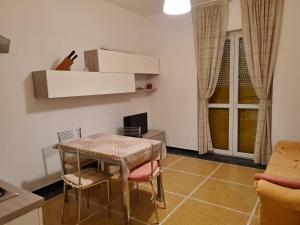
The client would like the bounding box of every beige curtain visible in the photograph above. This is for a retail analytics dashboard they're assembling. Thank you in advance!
[241,0,284,164]
[192,0,229,154]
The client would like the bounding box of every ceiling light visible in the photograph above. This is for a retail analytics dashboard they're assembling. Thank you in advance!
[163,0,191,15]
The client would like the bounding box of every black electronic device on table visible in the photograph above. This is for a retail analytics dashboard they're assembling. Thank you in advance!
[123,112,148,135]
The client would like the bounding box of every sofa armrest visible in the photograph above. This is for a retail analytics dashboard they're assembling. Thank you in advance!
[256,179,300,212]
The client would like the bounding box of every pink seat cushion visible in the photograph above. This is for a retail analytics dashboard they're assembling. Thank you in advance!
[128,161,159,182]
[255,173,300,189]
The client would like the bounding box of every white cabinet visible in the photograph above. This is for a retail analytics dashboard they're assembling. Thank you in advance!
[32,70,135,98]
[5,208,43,225]
[84,49,160,75]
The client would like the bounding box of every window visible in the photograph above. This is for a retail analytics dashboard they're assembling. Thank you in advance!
[209,32,258,158]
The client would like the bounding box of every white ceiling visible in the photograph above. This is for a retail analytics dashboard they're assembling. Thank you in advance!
[105,0,163,17]
[105,0,206,17]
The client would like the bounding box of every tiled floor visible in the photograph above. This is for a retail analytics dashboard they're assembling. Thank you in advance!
[43,154,263,225]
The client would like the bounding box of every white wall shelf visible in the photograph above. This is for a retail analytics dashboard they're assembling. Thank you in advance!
[135,88,157,93]
[84,49,160,75]
[32,70,135,99]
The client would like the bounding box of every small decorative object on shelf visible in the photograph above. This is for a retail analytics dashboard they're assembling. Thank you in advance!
[55,50,78,71]
[146,82,153,89]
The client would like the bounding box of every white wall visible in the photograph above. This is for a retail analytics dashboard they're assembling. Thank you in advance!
[0,0,150,190]
[143,0,242,151]
[1,0,299,190]
[272,0,300,144]
[143,14,198,150]
[144,0,300,151]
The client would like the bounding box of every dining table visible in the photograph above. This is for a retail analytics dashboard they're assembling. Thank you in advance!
[58,133,166,225]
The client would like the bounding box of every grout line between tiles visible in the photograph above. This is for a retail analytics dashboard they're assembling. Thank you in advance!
[159,163,224,225]
[166,168,207,178]
[70,188,151,225]
[139,183,187,198]
[246,198,260,225]
[208,177,254,188]
[64,182,255,225]
[63,157,258,225]
[161,156,184,171]
[110,208,150,225]
[80,208,103,223]
[166,167,254,188]
[189,197,251,216]
[82,197,150,225]
[68,185,127,204]
[63,192,107,223]
[140,182,254,217]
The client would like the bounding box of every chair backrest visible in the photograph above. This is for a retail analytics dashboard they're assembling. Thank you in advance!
[150,134,165,173]
[149,144,155,177]
[117,127,142,138]
[57,146,83,185]
[57,127,82,183]
[57,127,81,143]
[149,141,164,177]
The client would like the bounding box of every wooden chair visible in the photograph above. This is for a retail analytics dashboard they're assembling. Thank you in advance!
[58,146,110,225]
[128,144,166,224]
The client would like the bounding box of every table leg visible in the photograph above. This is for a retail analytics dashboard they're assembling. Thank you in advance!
[122,171,131,225]
[156,174,163,202]
[104,163,112,195]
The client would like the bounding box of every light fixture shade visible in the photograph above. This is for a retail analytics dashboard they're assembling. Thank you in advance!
[163,0,191,15]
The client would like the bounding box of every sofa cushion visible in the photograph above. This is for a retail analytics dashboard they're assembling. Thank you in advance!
[255,173,300,189]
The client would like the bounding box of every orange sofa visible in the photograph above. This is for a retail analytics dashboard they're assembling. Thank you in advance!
[255,141,300,225]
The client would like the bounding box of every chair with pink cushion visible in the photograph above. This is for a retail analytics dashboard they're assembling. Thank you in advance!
[128,144,166,224]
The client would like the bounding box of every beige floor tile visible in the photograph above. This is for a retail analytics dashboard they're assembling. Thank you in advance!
[211,164,264,186]
[161,154,182,168]
[42,158,263,225]
[255,202,260,216]
[81,209,145,225]
[151,169,205,196]
[163,199,249,225]
[43,195,100,225]
[250,216,259,225]
[192,178,258,213]
[169,157,220,176]
[111,185,184,224]
[83,179,133,206]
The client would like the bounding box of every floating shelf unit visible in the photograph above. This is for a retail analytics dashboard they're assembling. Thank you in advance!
[84,49,160,92]
[84,49,160,75]
[32,50,159,99]
[32,70,135,99]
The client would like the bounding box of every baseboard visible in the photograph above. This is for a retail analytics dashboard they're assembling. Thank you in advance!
[166,146,199,157]
[166,146,266,170]
[33,180,63,201]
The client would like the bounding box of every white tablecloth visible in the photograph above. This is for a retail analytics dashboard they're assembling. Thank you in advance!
[59,133,166,179]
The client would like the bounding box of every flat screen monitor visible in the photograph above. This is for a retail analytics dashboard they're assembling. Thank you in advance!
[123,112,148,134]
